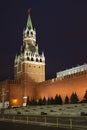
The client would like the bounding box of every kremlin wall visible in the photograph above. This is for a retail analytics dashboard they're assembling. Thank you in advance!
[35,69,87,101]
[0,11,87,107]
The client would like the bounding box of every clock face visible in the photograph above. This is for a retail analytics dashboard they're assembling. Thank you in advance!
[29,44,36,53]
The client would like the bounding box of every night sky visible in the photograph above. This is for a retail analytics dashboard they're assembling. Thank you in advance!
[0,0,87,80]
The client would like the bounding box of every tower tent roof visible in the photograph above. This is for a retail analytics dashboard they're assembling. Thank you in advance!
[26,12,33,30]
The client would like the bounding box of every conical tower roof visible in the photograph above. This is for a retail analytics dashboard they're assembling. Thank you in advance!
[26,9,33,30]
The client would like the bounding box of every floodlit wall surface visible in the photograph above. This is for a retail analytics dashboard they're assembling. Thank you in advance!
[35,73,87,101]
[0,73,87,106]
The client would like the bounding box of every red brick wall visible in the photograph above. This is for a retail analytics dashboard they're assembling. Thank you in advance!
[35,74,87,101]
[0,73,87,106]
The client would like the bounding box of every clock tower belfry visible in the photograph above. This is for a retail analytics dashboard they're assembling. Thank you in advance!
[14,10,45,83]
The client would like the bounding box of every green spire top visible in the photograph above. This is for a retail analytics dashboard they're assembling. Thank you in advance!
[26,8,33,30]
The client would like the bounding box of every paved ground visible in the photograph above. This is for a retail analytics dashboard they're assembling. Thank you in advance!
[0,121,78,130]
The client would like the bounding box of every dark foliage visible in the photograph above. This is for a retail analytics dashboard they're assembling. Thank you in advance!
[26,92,81,106]
[38,98,43,105]
[84,90,87,100]
[54,94,63,105]
[70,92,79,104]
[47,98,52,105]
[64,95,69,104]
[27,97,37,106]
[43,96,47,105]
[80,90,87,103]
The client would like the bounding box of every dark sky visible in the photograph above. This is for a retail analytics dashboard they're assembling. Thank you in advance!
[0,0,87,80]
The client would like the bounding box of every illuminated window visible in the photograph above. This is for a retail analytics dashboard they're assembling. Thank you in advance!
[63,73,65,76]
[71,71,73,74]
[81,68,84,71]
[69,72,71,74]
[74,70,77,73]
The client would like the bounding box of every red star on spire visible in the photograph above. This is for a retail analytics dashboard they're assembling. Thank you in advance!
[28,8,31,14]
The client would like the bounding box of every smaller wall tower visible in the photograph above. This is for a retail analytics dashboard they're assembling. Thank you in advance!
[14,10,45,83]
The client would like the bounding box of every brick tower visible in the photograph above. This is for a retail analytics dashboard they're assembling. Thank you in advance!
[14,10,45,83]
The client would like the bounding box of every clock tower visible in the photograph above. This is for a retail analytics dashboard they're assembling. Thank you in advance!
[14,10,45,83]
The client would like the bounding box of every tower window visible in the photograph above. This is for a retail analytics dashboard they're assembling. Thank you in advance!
[40,59,42,62]
[27,57,30,61]
[36,58,38,62]
[31,31,33,35]
[27,31,29,35]
[26,53,28,56]
[31,57,34,61]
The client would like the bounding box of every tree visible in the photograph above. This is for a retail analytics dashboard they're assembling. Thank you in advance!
[70,92,79,104]
[74,92,79,103]
[64,95,69,104]
[29,98,37,106]
[38,98,43,105]
[47,98,51,105]
[54,94,59,104]
[54,94,63,105]
[81,90,87,103]
[32,98,37,105]
[43,97,47,105]
[84,90,87,100]
[50,97,54,105]
[58,95,63,105]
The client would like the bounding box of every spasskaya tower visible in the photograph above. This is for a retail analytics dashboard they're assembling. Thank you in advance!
[14,9,45,83]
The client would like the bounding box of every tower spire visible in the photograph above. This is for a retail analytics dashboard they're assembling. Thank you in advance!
[26,8,33,30]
